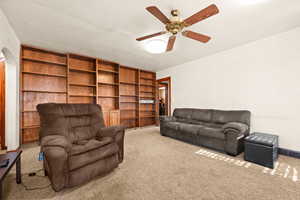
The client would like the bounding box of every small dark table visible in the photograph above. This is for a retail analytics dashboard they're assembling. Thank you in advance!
[0,151,22,200]
[244,132,278,169]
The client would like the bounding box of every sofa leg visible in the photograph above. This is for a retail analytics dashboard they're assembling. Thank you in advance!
[226,152,236,157]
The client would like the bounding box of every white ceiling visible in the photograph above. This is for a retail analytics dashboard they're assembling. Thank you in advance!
[1,0,300,71]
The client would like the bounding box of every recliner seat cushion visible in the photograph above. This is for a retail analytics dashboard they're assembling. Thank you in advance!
[164,122,182,130]
[179,123,202,135]
[69,143,119,171]
[197,127,225,140]
[70,137,113,156]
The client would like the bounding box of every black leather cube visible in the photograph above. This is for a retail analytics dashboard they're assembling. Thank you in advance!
[244,132,278,169]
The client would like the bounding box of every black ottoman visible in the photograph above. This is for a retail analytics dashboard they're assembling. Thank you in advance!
[244,132,278,169]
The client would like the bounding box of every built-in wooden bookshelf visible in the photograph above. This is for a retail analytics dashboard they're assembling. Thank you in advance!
[21,45,68,143]
[20,45,158,143]
[68,54,97,104]
[139,70,158,127]
[119,66,139,128]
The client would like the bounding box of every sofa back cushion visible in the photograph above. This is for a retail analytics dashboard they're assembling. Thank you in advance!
[211,110,250,126]
[172,108,250,126]
[173,108,212,123]
[37,103,105,143]
[173,108,194,123]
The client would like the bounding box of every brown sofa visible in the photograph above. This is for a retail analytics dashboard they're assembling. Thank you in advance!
[160,108,250,156]
[37,103,125,191]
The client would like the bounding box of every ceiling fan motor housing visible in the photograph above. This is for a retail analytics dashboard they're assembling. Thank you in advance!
[166,9,186,35]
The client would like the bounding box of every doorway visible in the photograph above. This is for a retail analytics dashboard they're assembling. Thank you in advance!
[0,53,5,149]
[157,77,171,116]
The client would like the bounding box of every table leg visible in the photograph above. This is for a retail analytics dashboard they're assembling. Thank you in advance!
[16,157,21,184]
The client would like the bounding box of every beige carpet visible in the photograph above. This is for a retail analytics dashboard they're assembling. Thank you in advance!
[3,127,300,200]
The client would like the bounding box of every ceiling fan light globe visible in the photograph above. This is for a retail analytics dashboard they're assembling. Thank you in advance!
[145,39,167,54]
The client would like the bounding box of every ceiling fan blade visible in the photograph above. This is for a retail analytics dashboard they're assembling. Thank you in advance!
[136,31,167,41]
[183,4,219,27]
[146,6,171,24]
[182,30,211,43]
[166,36,176,51]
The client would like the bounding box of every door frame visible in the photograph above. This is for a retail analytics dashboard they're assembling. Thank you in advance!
[157,76,171,116]
[0,60,5,149]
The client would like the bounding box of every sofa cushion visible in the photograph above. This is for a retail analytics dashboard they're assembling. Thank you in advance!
[164,122,182,130]
[212,110,251,126]
[178,123,202,134]
[191,109,212,122]
[69,142,118,171]
[70,137,113,156]
[198,127,225,140]
[173,108,193,119]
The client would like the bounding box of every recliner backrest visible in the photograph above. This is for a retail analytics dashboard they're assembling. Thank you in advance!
[37,103,105,143]
[173,108,250,126]
[211,110,250,126]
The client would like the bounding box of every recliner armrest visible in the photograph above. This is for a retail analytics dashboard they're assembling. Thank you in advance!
[160,116,176,123]
[97,126,125,163]
[41,135,72,153]
[222,122,249,136]
[97,126,125,139]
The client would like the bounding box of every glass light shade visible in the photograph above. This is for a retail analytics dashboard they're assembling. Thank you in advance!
[145,39,167,54]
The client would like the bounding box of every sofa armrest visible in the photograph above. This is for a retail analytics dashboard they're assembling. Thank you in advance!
[223,122,249,156]
[97,126,125,163]
[160,116,176,123]
[223,122,249,136]
[41,135,72,153]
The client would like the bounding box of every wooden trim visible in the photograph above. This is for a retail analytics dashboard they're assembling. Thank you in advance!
[0,61,5,149]
[21,44,66,56]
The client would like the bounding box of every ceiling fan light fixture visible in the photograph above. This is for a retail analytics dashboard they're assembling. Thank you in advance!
[145,39,167,54]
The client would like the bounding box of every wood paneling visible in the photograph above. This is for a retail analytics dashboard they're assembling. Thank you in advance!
[21,45,158,143]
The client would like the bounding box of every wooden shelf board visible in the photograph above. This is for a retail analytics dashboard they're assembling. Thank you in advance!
[98,68,119,74]
[23,71,67,78]
[140,91,154,93]
[140,110,155,112]
[22,90,67,94]
[98,96,119,98]
[69,83,96,87]
[22,125,40,129]
[140,84,155,87]
[22,57,67,66]
[140,116,156,118]
[120,101,138,103]
[140,96,155,98]
[120,81,138,86]
[140,77,155,81]
[98,82,119,86]
[22,110,37,113]
[69,67,96,73]
[121,117,138,120]
[121,109,137,111]
[120,94,138,97]
[69,94,96,97]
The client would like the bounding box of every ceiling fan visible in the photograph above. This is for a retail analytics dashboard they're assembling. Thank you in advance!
[136,4,219,52]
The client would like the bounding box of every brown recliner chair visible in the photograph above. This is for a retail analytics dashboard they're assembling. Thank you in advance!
[37,103,125,191]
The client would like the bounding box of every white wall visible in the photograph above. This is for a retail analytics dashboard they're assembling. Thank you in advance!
[0,8,20,151]
[158,27,300,151]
